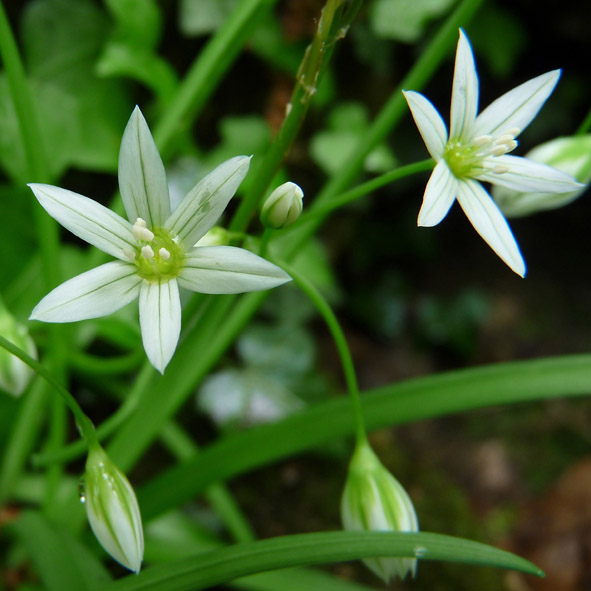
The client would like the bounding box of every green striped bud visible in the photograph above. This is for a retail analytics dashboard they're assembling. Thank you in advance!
[0,299,37,397]
[260,182,304,229]
[82,445,144,573]
[341,440,419,582]
[493,135,591,217]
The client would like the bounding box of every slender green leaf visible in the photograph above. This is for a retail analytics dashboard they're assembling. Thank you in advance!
[99,531,542,591]
[9,510,112,591]
[138,354,591,519]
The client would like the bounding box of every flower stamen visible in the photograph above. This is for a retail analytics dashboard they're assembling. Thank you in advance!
[141,245,155,259]
[133,218,155,242]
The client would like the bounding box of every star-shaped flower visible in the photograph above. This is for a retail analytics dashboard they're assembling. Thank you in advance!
[29,107,290,372]
[403,30,582,276]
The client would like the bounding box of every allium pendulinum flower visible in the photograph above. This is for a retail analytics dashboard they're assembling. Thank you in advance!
[29,107,291,372]
[341,440,419,582]
[403,29,582,276]
[83,445,143,573]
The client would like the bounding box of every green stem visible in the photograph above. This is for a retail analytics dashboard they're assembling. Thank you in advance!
[0,336,96,448]
[575,105,591,135]
[229,0,362,232]
[258,228,273,257]
[138,353,591,521]
[304,159,433,222]
[0,3,50,183]
[69,350,144,376]
[0,3,68,508]
[32,363,154,467]
[153,0,278,154]
[99,0,482,475]
[0,383,46,503]
[274,259,367,445]
[315,0,484,209]
[159,422,255,544]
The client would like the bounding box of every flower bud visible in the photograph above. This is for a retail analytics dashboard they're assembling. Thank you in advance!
[341,440,419,582]
[82,445,144,573]
[0,299,37,397]
[194,226,230,247]
[260,182,304,229]
[493,135,591,218]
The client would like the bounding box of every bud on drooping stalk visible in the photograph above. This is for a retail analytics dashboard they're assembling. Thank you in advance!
[260,182,304,229]
[0,298,37,397]
[493,135,591,217]
[341,439,419,582]
[82,444,144,573]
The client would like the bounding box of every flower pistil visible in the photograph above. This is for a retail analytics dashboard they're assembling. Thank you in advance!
[130,218,185,281]
[444,128,520,179]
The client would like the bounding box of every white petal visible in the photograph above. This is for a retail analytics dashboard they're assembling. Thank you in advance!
[402,91,447,161]
[28,184,135,261]
[166,156,251,248]
[449,29,479,140]
[478,155,584,193]
[473,70,561,138]
[30,262,141,322]
[456,179,525,277]
[118,106,171,227]
[178,246,291,294]
[139,279,181,373]
[417,161,458,226]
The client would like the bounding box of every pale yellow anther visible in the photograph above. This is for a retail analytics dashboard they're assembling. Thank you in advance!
[493,134,516,145]
[133,218,155,242]
[123,248,136,261]
[159,247,171,260]
[473,135,492,147]
[141,245,154,259]
[492,165,510,174]
[506,140,518,152]
[507,127,521,137]
[490,145,509,157]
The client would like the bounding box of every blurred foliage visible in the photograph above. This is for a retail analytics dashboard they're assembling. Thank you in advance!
[0,0,589,588]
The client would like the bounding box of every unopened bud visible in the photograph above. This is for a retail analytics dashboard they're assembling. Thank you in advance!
[493,135,591,217]
[82,445,144,573]
[341,440,419,582]
[260,182,304,229]
[194,226,230,247]
[0,300,37,396]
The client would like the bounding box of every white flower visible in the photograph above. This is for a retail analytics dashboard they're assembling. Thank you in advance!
[341,439,419,582]
[403,29,582,276]
[83,445,144,573]
[29,107,291,372]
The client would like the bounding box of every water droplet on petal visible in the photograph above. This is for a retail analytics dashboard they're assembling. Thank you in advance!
[78,476,86,503]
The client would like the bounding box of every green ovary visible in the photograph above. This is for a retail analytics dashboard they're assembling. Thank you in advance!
[443,140,482,179]
[134,228,185,281]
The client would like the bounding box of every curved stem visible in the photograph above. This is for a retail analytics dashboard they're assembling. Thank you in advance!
[229,0,363,232]
[575,105,591,135]
[304,159,433,222]
[153,0,278,154]
[0,336,96,448]
[273,259,367,445]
